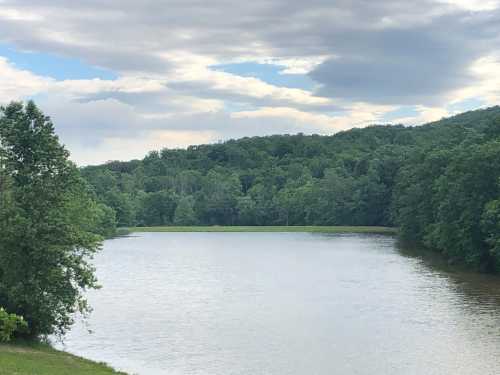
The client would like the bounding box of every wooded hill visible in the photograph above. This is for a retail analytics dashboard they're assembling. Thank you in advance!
[82,107,500,272]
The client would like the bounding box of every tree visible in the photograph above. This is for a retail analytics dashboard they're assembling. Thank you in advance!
[138,190,177,226]
[236,196,257,225]
[482,198,500,269]
[0,101,104,337]
[173,196,197,225]
[199,170,241,225]
[94,203,118,238]
[425,142,500,270]
[102,190,135,227]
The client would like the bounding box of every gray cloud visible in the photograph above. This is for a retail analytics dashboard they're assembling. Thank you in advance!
[75,90,186,115]
[166,81,343,113]
[309,23,486,104]
[1,1,498,104]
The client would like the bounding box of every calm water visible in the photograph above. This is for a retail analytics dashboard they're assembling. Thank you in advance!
[59,233,500,375]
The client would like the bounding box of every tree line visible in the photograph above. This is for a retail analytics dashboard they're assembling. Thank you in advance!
[83,106,500,272]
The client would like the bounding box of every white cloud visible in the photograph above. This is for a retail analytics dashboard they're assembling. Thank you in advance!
[0,57,52,101]
[167,61,332,108]
[438,0,500,11]
[0,7,42,21]
[232,102,396,133]
[390,106,450,125]
[70,129,217,166]
[451,56,500,105]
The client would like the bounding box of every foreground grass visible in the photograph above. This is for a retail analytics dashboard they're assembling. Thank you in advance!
[0,342,126,375]
[129,225,397,234]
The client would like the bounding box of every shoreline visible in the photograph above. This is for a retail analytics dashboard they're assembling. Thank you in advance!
[126,225,397,234]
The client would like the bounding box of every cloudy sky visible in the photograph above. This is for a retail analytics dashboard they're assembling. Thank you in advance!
[0,0,499,165]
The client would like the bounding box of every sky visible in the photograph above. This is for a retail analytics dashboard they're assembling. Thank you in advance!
[0,0,499,165]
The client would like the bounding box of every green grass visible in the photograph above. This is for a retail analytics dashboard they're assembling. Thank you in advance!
[0,342,126,375]
[128,225,397,234]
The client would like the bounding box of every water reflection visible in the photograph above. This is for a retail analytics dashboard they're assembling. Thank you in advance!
[397,242,500,340]
[398,242,500,309]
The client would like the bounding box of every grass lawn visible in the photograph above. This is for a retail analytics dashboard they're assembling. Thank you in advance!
[128,225,397,234]
[0,342,126,375]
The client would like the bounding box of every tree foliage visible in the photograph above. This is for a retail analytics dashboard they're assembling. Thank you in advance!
[0,307,28,342]
[0,102,105,337]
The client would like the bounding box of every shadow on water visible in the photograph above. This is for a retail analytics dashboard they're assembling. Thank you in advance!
[396,240,500,311]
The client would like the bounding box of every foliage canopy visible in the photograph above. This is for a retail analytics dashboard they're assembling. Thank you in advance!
[0,101,107,337]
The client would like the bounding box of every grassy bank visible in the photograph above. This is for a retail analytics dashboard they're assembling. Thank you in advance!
[129,225,397,234]
[0,342,125,375]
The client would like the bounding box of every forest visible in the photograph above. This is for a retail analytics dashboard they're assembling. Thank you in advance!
[83,106,500,272]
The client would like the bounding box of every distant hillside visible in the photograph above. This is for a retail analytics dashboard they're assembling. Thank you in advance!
[82,106,500,272]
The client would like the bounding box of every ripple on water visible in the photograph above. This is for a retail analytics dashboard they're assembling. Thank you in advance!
[57,232,500,375]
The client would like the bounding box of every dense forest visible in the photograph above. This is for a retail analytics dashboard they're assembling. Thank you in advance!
[82,107,500,272]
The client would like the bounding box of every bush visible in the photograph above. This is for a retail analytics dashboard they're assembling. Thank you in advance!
[0,307,28,342]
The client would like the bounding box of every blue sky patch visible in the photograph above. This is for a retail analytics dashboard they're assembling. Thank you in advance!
[0,43,117,80]
[212,62,316,91]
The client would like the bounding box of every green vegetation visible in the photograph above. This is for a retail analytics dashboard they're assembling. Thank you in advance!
[0,101,108,338]
[130,225,396,233]
[0,309,27,342]
[0,341,125,375]
[83,106,500,272]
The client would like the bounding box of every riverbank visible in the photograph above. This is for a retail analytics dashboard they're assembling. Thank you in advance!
[128,225,397,234]
[0,341,126,375]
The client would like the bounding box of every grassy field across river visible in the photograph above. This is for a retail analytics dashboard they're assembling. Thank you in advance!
[128,226,397,234]
[0,342,125,375]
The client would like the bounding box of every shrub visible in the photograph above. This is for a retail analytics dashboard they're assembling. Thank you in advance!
[0,307,28,342]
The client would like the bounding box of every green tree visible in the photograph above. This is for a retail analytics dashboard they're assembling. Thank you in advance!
[173,196,197,225]
[102,190,135,227]
[236,196,257,225]
[482,198,500,269]
[200,170,241,225]
[94,203,118,238]
[138,190,177,226]
[0,101,104,337]
[425,142,500,270]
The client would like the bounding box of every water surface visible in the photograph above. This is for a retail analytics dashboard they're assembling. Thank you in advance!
[60,232,500,375]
